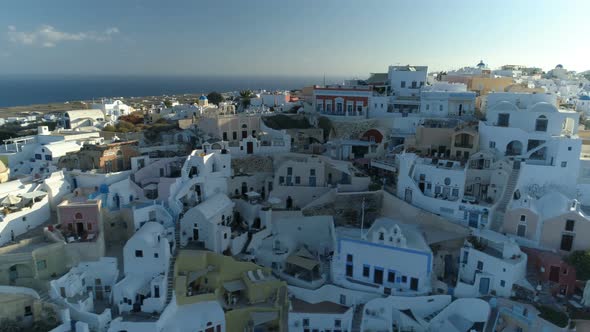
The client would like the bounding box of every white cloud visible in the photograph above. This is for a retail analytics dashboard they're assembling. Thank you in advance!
[7,25,120,47]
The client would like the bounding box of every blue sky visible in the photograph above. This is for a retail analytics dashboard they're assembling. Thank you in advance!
[0,0,588,76]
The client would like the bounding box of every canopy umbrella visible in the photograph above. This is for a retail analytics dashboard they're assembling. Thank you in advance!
[1,194,22,206]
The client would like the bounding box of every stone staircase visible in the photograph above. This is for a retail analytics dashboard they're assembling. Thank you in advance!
[165,221,181,305]
[490,164,521,231]
[351,303,365,332]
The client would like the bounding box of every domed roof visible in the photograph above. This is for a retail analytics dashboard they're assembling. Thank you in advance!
[490,101,519,112]
[530,102,558,113]
[199,95,208,100]
[556,64,564,69]
[477,60,486,68]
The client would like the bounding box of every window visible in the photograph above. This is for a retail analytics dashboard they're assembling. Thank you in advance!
[561,161,567,168]
[563,268,568,275]
[87,223,92,231]
[426,104,430,111]
[340,294,346,305]
[346,254,353,262]
[295,176,300,184]
[36,260,47,270]
[35,154,42,160]
[346,264,353,277]
[568,146,572,151]
[303,318,309,327]
[287,167,293,175]
[310,169,316,176]
[135,250,143,257]
[444,178,451,186]
[497,113,510,127]
[560,234,574,251]
[279,176,285,184]
[565,219,575,231]
[411,81,417,88]
[223,132,227,140]
[379,232,384,240]
[401,81,406,88]
[477,260,484,270]
[232,132,237,140]
[388,271,396,283]
[45,155,52,161]
[154,253,159,258]
[224,233,228,239]
[520,215,526,222]
[500,280,506,287]
[75,213,83,220]
[535,115,548,132]
[335,319,341,328]
[363,265,370,277]
[434,185,442,195]
[24,306,32,316]
[401,276,407,283]
[439,105,443,111]
[452,188,459,197]
[489,141,496,149]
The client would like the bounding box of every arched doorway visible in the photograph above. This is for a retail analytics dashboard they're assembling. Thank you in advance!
[506,141,523,156]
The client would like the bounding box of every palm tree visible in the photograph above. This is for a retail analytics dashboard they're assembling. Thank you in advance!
[239,90,253,109]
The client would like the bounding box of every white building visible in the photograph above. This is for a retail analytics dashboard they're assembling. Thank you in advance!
[168,147,231,217]
[179,192,235,253]
[361,295,490,332]
[108,300,225,332]
[479,92,581,197]
[289,298,353,332]
[251,215,335,289]
[49,258,119,332]
[575,95,590,114]
[388,65,428,114]
[454,229,529,298]
[113,222,171,315]
[396,153,492,228]
[419,82,476,117]
[92,99,134,122]
[333,218,433,296]
[60,109,106,130]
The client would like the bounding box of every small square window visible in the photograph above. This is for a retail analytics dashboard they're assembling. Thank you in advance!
[500,280,506,287]
[489,141,496,149]
[24,306,32,316]
[346,254,353,263]
[334,319,341,327]
[568,146,572,151]
[154,253,159,258]
[36,260,47,270]
[561,161,567,168]
[520,215,526,222]
[135,250,143,257]
[401,276,407,283]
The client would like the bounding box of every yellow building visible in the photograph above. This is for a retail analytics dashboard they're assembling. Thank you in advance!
[174,250,289,332]
[0,286,60,330]
[468,76,514,96]
[0,159,9,183]
[0,236,70,290]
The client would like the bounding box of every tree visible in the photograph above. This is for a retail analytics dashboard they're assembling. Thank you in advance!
[163,99,173,108]
[103,124,116,132]
[239,90,253,109]
[567,250,590,280]
[207,92,224,105]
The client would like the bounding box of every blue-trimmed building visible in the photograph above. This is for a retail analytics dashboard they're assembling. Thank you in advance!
[332,217,433,296]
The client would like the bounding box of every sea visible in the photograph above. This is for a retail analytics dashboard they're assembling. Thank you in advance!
[0,75,334,108]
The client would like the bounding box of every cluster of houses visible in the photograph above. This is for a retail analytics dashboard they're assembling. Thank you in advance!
[0,61,589,331]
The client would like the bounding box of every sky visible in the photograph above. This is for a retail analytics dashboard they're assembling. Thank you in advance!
[0,0,589,77]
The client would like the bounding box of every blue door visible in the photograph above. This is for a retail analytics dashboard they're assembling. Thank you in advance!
[479,277,490,295]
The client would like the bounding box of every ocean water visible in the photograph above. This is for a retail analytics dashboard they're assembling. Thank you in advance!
[0,75,329,107]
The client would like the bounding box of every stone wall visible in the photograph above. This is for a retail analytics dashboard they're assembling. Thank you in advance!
[303,190,382,227]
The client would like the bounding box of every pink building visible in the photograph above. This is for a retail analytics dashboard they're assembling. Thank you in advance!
[57,198,102,240]
[522,247,578,296]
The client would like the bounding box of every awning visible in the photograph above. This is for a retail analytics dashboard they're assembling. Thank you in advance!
[19,191,48,200]
[286,254,320,271]
[144,184,158,190]
[250,311,278,326]
[223,279,246,293]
